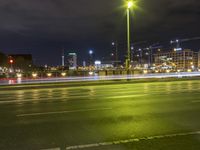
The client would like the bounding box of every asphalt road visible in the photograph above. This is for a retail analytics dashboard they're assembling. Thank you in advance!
[0,80,200,150]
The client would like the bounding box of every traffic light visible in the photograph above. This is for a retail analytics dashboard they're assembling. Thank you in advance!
[9,59,14,64]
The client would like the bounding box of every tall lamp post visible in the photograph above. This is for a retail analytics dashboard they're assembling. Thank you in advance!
[89,50,94,66]
[126,1,134,72]
[112,41,118,67]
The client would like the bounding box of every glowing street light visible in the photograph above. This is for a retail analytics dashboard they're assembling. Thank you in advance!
[89,50,93,55]
[61,72,66,77]
[47,73,52,77]
[131,46,134,50]
[16,73,22,78]
[127,1,134,8]
[89,71,94,76]
[32,73,38,78]
[143,70,148,74]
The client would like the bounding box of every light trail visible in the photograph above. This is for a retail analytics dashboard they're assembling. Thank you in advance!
[0,72,200,85]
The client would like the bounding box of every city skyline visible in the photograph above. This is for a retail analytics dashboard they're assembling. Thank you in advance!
[0,0,200,65]
[1,1,200,150]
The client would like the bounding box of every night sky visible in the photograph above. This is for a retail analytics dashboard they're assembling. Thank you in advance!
[0,0,200,65]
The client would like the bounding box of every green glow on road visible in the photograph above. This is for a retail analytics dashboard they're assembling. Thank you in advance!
[0,80,200,150]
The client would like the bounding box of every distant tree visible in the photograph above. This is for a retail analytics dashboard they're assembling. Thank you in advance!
[0,52,7,67]
[14,56,33,71]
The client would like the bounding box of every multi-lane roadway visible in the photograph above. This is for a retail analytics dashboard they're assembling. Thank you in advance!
[0,80,200,150]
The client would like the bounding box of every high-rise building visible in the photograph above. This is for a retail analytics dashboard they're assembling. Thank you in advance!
[62,49,65,67]
[67,53,77,70]
[154,49,198,70]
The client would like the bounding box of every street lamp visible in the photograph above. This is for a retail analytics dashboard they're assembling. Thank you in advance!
[16,73,22,78]
[89,50,93,55]
[127,1,134,9]
[32,73,38,78]
[47,73,52,77]
[61,72,66,77]
[89,50,94,66]
[126,0,135,72]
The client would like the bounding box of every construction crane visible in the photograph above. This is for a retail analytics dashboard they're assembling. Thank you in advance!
[170,37,200,51]
[144,43,163,67]
[130,41,147,65]
[132,43,162,67]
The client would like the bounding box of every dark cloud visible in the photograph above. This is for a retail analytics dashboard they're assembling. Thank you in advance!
[0,0,199,65]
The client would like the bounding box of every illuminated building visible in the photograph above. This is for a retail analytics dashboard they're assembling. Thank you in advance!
[67,53,77,70]
[198,51,200,68]
[154,49,199,70]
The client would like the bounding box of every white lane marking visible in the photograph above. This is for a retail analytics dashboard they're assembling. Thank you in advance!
[41,148,60,150]
[0,99,49,104]
[106,94,146,99]
[17,107,112,117]
[65,131,200,150]
[0,95,92,104]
